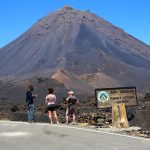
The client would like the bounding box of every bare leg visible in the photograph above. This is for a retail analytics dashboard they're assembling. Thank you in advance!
[48,111,53,124]
[72,114,75,124]
[66,115,69,124]
[53,111,59,124]
[66,109,69,124]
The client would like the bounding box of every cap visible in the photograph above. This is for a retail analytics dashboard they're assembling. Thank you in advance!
[68,91,74,94]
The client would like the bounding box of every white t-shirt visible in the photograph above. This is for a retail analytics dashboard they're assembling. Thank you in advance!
[45,94,56,105]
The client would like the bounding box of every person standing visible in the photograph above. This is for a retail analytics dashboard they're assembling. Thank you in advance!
[26,85,37,123]
[66,91,79,125]
[45,88,59,124]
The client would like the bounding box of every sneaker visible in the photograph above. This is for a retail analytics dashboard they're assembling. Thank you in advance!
[70,122,76,125]
[31,120,34,123]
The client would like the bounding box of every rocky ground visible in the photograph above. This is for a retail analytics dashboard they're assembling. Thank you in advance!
[0,96,111,126]
[0,95,150,138]
[124,129,150,139]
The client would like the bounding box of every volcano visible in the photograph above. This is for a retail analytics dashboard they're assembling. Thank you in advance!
[0,6,150,101]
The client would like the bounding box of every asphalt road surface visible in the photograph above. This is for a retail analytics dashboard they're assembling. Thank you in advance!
[0,121,150,150]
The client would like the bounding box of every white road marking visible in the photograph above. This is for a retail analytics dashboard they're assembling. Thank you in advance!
[0,132,31,137]
[40,124,150,141]
[0,123,17,127]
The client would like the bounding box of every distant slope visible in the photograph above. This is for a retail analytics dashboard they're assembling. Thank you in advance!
[77,72,121,88]
[0,77,67,103]
[0,6,149,76]
[51,69,93,94]
[0,6,150,99]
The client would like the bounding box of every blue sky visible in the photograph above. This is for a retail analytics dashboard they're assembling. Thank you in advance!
[0,0,150,48]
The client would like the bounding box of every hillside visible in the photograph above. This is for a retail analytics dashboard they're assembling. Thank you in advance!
[0,6,150,101]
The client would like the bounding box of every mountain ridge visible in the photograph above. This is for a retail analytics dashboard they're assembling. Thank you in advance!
[0,6,150,99]
[0,7,150,75]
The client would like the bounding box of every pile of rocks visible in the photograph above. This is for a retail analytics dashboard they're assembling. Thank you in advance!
[77,112,112,127]
[125,129,150,138]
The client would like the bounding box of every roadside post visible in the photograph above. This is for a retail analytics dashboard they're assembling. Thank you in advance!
[95,87,138,128]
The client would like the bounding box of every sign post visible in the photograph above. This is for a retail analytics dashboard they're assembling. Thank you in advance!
[112,102,129,128]
[95,87,137,128]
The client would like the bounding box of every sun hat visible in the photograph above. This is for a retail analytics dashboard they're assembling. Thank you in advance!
[68,91,74,94]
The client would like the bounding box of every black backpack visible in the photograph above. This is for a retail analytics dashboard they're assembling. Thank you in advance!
[68,97,77,105]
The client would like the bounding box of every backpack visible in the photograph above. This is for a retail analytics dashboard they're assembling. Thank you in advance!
[68,97,77,105]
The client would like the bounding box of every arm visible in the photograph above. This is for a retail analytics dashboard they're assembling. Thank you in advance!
[76,97,79,104]
[64,97,70,106]
[45,96,48,105]
[54,95,57,104]
[32,94,37,99]
[66,97,69,102]
[27,91,37,99]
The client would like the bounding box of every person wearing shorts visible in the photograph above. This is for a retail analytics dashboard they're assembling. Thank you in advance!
[45,88,59,124]
[66,91,79,125]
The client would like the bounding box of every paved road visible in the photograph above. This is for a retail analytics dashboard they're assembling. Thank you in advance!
[0,121,150,150]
